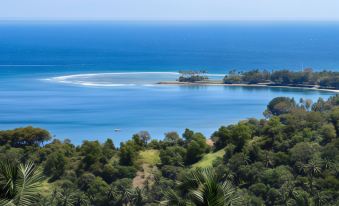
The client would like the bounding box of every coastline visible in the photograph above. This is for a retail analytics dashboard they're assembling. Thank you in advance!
[157,81,339,93]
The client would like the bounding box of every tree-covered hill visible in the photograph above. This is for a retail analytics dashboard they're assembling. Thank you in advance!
[1,95,339,205]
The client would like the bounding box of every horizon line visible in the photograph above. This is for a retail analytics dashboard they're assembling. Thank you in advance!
[1,19,339,23]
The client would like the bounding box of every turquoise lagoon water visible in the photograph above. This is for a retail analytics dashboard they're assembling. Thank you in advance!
[0,22,338,144]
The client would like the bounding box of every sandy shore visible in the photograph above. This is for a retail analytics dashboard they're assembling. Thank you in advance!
[157,81,339,93]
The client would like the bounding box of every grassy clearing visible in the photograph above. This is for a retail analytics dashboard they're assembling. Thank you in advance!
[192,149,225,168]
[133,149,160,188]
[137,149,161,166]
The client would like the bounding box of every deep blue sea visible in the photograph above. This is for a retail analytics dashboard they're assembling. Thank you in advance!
[0,21,338,144]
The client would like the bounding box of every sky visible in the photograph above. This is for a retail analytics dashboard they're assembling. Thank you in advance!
[1,0,339,21]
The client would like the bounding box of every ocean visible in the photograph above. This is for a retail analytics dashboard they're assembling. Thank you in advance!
[0,21,338,144]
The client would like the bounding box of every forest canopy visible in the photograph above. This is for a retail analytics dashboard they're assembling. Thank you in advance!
[1,95,339,205]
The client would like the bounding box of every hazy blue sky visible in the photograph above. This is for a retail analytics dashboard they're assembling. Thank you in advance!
[1,0,339,21]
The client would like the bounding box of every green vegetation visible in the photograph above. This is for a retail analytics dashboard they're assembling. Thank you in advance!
[192,149,225,168]
[137,149,160,166]
[223,69,339,89]
[161,168,241,206]
[178,70,208,82]
[1,95,339,205]
[0,161,45,206]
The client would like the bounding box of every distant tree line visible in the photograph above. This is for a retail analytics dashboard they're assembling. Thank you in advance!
[178,70,208,82]
[223,69,339,89]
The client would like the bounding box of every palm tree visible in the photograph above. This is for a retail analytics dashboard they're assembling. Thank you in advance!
[279,181,295,206]
[312,191,329,206]
[298,160,322,194]
[162,168,242,206]
[322,158,333,170]
[162,189,190,206]
[107,184,145,206]
[37,188,90,206]
[0,161,44,206]
[290,190,311,206]
[125,187,145,206]
[56,188,90,206]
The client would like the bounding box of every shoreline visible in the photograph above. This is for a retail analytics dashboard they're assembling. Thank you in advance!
[157,81,339,93]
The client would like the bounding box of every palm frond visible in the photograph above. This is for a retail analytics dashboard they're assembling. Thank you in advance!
[161,189,190,206]
[0,161,44,206]
[15,162,45,206]
[0,160,18,198]
[0,199,15,206]
[164,167,242,206]
[189,170,241,206]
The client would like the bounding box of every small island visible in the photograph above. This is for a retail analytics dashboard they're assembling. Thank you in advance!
[177,70,209,82]
[158,69,339,92]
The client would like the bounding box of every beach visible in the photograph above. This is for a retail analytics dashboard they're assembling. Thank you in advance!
[157,81,339,93]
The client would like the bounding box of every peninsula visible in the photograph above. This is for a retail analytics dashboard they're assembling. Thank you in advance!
[158,69,339,92]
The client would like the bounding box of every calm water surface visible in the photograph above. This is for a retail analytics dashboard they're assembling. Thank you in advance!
[0,22,338,144]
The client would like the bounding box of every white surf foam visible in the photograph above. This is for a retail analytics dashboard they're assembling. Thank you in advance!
[43,72,225,87]
[43,72,178,87]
